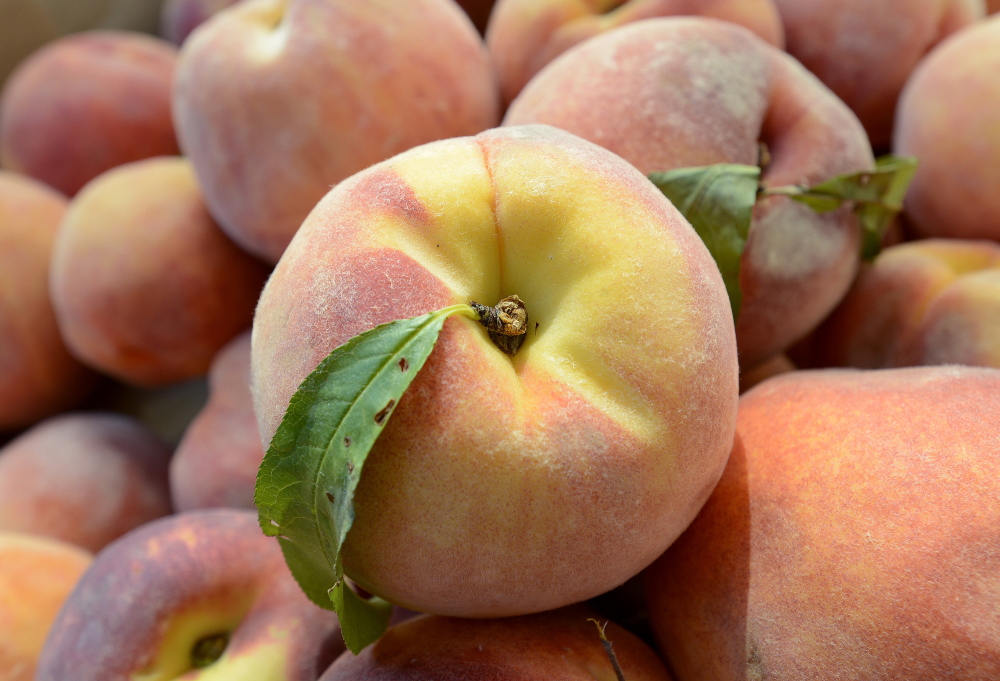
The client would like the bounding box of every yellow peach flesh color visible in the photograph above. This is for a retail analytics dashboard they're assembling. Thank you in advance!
[131,605,249,681]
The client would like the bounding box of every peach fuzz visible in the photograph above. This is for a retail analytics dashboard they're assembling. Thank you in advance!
[0,532,92,681]
[321,606,673,681]
[171,330,263,512]
[773,0,984,150]
[794,239,1000,370]
[50,156,270,387]
[504,18,874,369]
[0,30,179,197]
[645,366,1000,680]
[0,171,94,431]
[35,509,345,681]
[252,124,739,617]
[894,14,1000,241]
[487,0,784,104]
[173,0,501,264]
[0,412,172,553]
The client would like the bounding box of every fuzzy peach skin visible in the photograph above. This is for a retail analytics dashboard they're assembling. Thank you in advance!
[795,239,1000,369]
[0,532,91,681]
[173,0,500,264]
[487,0,783,104]
[644,366,1000,680]
[171,330,263,511]
[0,31,179,197]
[505,18,874,369]
[0,412,172,552]
[773,0,984,150]
[252,125,739,617]
[0,171,95,431]
[50,156,270,387]
[35,509,345,681]
[894,14,1000,241]
[321,605,673,681]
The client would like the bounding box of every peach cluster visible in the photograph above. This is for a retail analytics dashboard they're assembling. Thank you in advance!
[1,0,999,679]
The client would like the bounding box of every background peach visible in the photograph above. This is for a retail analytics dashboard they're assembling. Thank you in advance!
[646,366,1000,679]
[0,171,94,431]
[793,239,1000,369]
[894,13,1000,241]
[0,412,172,552]
[50,156,270,387]
[173,0,501,263]
[773,0,984,149]
[487,0,784,104]
[171,330,263,512]
[0,30,179,196]
[505,18,873,368]
[160,0,239,44]
[35,509,345,681]
[0,532,92,681]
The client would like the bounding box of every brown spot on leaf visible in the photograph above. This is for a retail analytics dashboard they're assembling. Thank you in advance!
[346,461,354,473]
[325,492,335,503]
[343,437,351,447]
[399,357,409,372]
[374,399,395,425]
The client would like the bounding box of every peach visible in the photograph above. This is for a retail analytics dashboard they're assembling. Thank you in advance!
[0,30,180,197]
[0,171,95,431]
[991,0,1000,12]
[0,532,92,681]
[35,509,345,681]
[171,330,263,511]
[504,18,874,368]
[738,353,794,393]
[0,412,172,552]
[321,606,673,680]
[645,366,1000,679]
[893,14,1000,241]
[795,239,1000,369]
[487,0,784,104]
[160,0,240,44]
[253,125,738,617]
[173,0,501,263]
[773,0,984,150]
[50,156,270,387]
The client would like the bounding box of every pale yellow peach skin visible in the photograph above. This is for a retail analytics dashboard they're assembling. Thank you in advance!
[794,239,1000,370]
[0,31,179,197]
[773,0,984,150]
[252,125,739,618]
[35,509,345,681]
[0,532,91,681]
[645,366,1000,680]
[487,0,784,104]
[504,18,874,369]
[321,606,674,681]
[171,330,263,511]
[894,14,1000,241]
[173,0,501,263]
[0,171,94,431]
[50,156,270,387]
[0,412,172,552]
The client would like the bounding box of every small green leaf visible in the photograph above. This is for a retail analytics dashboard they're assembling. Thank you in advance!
[649,164,761,319]
[255,302,478,654]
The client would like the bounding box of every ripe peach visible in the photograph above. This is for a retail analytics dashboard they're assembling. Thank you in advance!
[646,366,1000,679]
[321,606,673,681]
[795,239,1000,369]
[894,14,1000,241]
[0,171,94,431]
[173,0,501,263]
[773,0,984,150]
[0,31,179,196]
[0,532,92,681]
[487,0,784,104]
[171,330,263,511]
[49,156,270,387]
[253,124,739,617]
[504,18,874,368]
[0,412,172,553]
[35,509,345,681]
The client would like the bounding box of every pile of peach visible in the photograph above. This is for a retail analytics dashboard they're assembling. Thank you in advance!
[1,1,999,679]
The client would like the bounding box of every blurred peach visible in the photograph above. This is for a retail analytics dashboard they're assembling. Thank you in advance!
[160,0,240,43]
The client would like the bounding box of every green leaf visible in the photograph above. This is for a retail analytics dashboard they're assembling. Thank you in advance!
[649,164,761,320]
[255,302,478,654]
